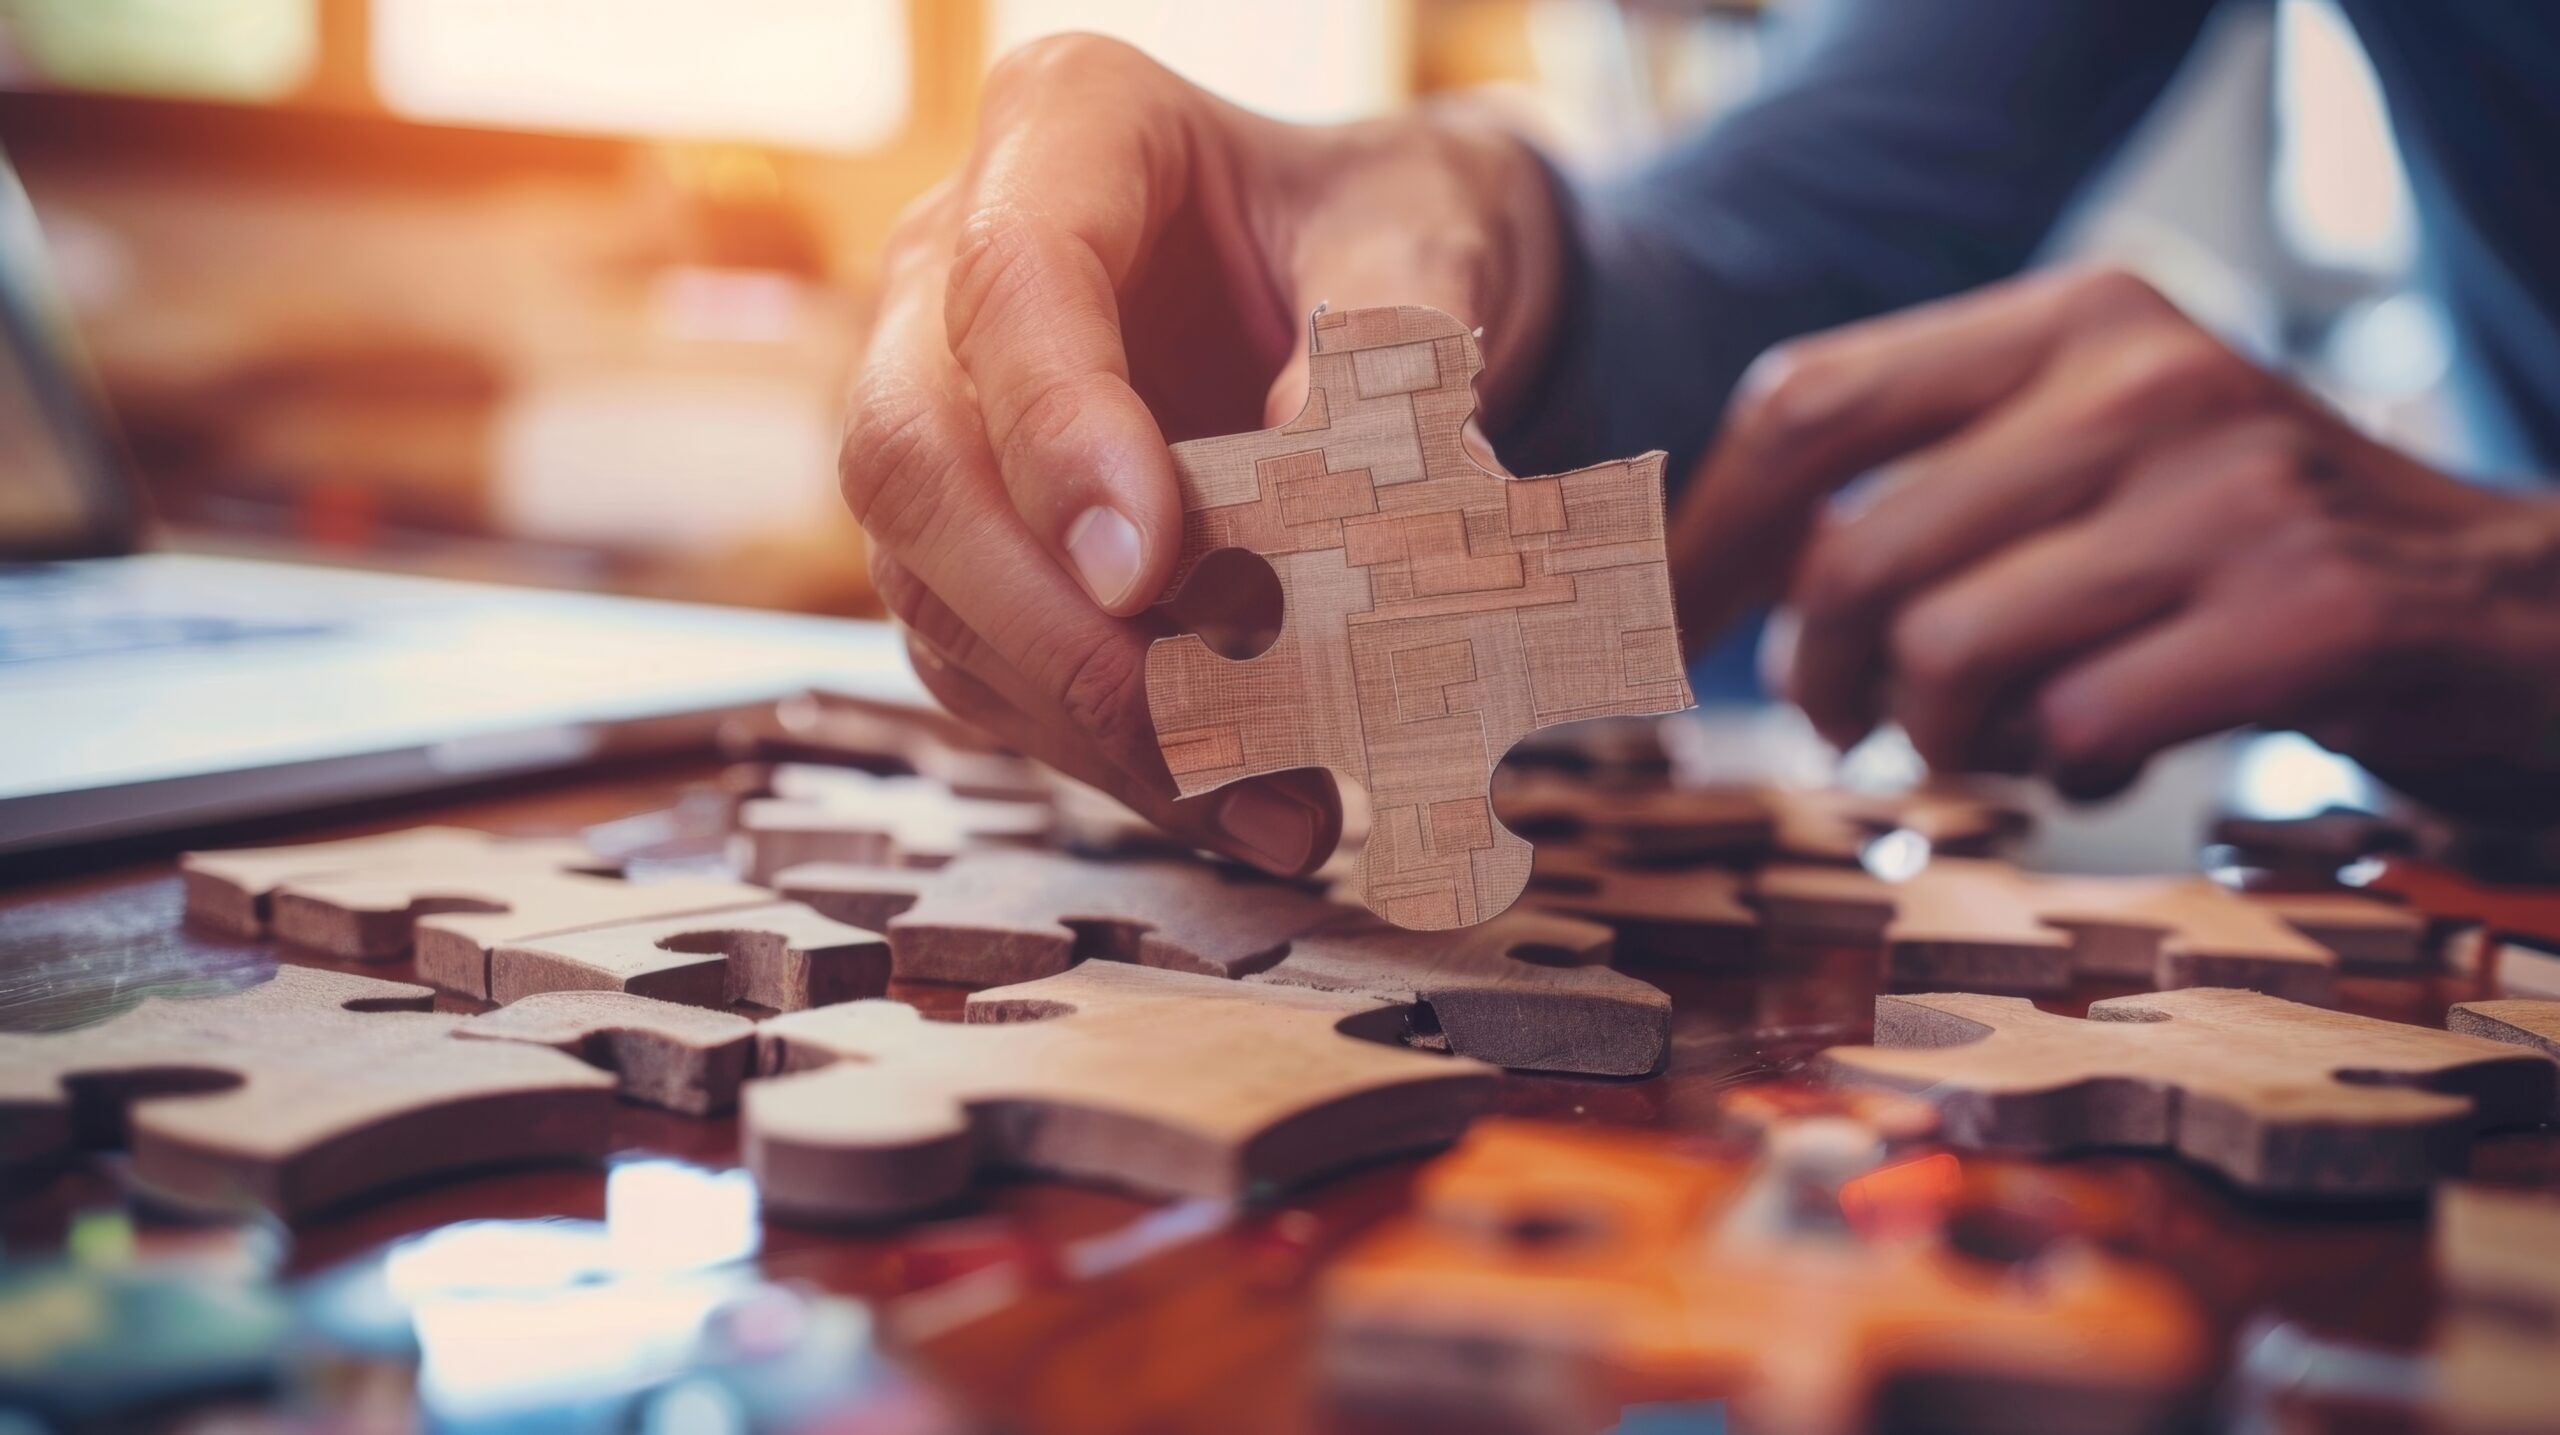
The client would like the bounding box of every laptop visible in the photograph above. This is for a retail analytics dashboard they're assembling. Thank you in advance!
[0,151,919,855]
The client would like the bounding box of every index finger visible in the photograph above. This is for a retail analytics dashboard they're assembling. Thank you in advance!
[943,37,1203,617]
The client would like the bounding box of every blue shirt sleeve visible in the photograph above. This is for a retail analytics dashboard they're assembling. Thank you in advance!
[1494,0,2223,486]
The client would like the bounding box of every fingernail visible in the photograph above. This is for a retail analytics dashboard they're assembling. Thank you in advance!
[1065,506,1144,610]
[1216,784,1322,875]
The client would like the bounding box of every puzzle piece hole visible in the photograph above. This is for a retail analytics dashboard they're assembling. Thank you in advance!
[1162,547,1282,661]
[1063,918,1159,965]
[1503,943,1587,970]
[62,1067,243,1148]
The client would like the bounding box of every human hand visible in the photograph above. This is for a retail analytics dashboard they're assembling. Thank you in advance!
[841,36,1565,872]
[1670,266,2560,808]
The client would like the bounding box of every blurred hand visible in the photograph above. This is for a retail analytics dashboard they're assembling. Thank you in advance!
[841,35,1564,873]
[1671,265,2560,810]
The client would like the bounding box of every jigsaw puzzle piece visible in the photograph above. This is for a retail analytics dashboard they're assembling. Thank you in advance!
[1145,305,1693,931]
[1758,858,2359,1003]
[182,827,609,938]
[0,966,738,1218]
[774,849,1334,986]
[744,961,1495,1219]
[270,867,773,997]
[1323,1119,2205,1435]
[487,902,889,1012]
[458,991,753,1116]
[778,848,1670,1074]
[1821,988,2556,1197]
[2448,999,2560,1063]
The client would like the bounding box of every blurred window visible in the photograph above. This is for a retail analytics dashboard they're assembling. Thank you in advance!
[0,0,316,101]
[987,0,1403,122]
[371,0,908,150]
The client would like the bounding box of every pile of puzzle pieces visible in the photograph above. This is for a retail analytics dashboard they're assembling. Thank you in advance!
[16,302,2560,1433]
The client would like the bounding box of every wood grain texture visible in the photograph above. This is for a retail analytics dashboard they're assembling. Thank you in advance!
[2433,1184,2560,1435]
[775,849,1669,1075]
[181,827,606,938]
[1145,305,1694,931]
[775,850,1332,987]
[270,867,773,998]
[1822,989,2557,1197]
[1759,858,2355,1004]
[1322,1119,2204,1435]
[488,902,889,1012]
[744,961,1495,1220]
[0,965,619,1218]
[2449,998,2560,1063]
[1522,847,1760,970]
[458,990,754,1116]
[731,765,1053,881]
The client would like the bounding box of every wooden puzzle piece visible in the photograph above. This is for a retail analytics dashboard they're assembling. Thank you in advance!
[776,849,1670,1074]
[2432,1184,2560,1435]
[1253,907,1670,1076]
[731,765,1054,881]
[1144,305,1694,931]
[487,902,889,1012]
[745,960,1495,1219]
[2448,999,2560,1064]
[1821,988,2556,1197]
[1323,1120,2203,1435]
[0,966,738,1218]
[181,827,608,938]
[775,848,1334,986]
[720,690,1050,801]
[1757,858,2357,1004]
[1521,847,1760,970]
[270,867,773,998]
[457,990,753,1116]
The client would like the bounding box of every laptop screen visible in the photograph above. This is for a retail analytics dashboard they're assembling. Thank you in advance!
[0,146,137,560]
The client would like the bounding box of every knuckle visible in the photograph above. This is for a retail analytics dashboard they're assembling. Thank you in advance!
[2218,449,2315,530]
[840,383,965,545]
[2061,265,2173,327]
[998,371,1117,478]
[944,205,1051,356]
[1054,634,1150,755]
[2089,329,2247,430]
[986,31,1150,100]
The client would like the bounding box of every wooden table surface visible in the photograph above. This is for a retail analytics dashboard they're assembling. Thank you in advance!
[5,757,2556,1435]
